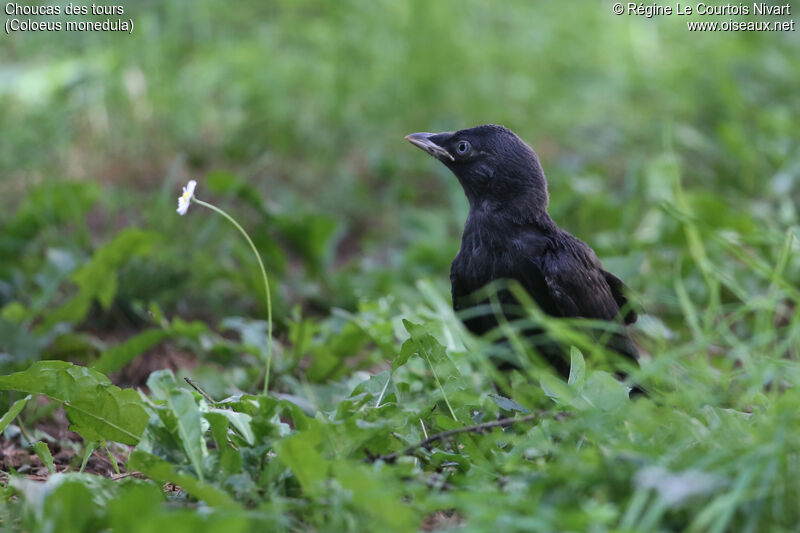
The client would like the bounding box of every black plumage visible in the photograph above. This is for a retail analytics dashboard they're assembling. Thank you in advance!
[406,124,639,376]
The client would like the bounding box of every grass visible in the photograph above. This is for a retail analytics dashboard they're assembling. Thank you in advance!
[1,1,799,531]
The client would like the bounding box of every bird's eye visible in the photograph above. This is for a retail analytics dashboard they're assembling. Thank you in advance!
[456,140,471,155]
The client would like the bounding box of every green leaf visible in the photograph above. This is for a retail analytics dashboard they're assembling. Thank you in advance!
[147,371,208,481]
[351,370,391,398]
[403,319,460,420]
[0,394,31,433]
[206,170,268,215]
[331,462,419,532]
[429,450,471,472]
[276,422,329,494]
[568,346,586,387]
[433,414,461,431]
[110,481,248,531]
[39,229,159,331]
[402,320,457,372]
[540,373,583,408]
[580,371,630,411]
[220,317,271,361]
[489,393,530,414]
[92,328,172,375]
[33,442,55,474]
[273,212,338,275]
[205,412,231,449]
[127,450,237,509]
[4,181,100,249]
[205,408,255,446]
[0,361,149,444]
[391,339,416,372]
[9,473,115,533]
[0,318,47,366]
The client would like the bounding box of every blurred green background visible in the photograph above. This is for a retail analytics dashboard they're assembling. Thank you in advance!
[2,1,800,531]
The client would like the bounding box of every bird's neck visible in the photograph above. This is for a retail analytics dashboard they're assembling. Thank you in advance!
[462,205,557,250]
[466,197,555,229]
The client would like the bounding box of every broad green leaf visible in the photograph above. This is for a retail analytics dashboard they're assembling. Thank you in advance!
[568,346,586,387]
[331,462,419,532]
[580,371,630,411]
[92,328,172,375]
[206,170,268,215]
[109,482,248,532]
[429,450,471,472]
[146,371,207,481]
[205,412,231,449]
[72,229,159,310]
[276,422,329,493]
[221,317,271,354]
[351,370,391,398]
[127,450,237,509]
[489,393,530,414]
[0,394,31,433]
[307,321,369,382]
[539,374,571,405]
[39,229,159,331]
[205,408,255,446]
[402,320,458,373]
[4,181,99,248]
[33,442,55,474]
[9,473,116,533]
[273,212,338,275]
[0,361,149,444]
[92,314,208,377]
[391,338,416,372]
[433,414,461,431]
[0,318,47,366]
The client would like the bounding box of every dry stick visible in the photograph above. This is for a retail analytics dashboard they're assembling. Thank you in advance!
[371,412,542,463]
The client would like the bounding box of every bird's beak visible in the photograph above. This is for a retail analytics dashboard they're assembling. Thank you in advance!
[404,132,455,162]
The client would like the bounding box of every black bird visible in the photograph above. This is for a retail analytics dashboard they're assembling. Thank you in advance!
[405,124,639,376]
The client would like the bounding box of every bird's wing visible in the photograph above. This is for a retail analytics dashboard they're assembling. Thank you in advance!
[530,249,639,362]
[520,236,625,323]
[601,269,638,325]
[537,257,620,321]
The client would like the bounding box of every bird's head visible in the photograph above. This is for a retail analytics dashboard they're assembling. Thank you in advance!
[405,124,549,215]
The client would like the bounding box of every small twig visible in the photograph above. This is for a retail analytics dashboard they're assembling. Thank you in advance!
[370,413,542,463]
[184,377,217,405]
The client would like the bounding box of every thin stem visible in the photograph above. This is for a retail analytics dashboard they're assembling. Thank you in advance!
[105,444,121,475]
[17,417,33,446]
[193,198,274,395]
[368,412,543,463]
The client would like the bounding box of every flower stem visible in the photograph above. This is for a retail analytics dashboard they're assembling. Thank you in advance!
[193,198,274,395]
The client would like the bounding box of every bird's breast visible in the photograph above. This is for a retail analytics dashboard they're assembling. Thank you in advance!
[453,232,522,285]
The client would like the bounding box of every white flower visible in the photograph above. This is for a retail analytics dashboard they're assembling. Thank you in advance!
[176,180,197,215]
